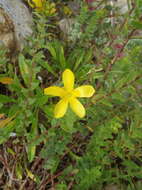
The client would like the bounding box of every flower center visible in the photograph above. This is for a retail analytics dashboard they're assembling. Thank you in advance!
[63,91,75,100]
[66,92,73,99]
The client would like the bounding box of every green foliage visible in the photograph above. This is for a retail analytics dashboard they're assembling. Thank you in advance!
[0,0,142,189]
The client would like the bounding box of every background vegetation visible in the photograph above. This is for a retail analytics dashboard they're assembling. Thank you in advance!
[0,0,142,189]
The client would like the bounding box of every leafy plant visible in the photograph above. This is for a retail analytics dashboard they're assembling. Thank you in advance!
[0,0,142,189]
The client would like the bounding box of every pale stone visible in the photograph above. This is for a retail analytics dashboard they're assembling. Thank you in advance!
[110,0,128,14]
[0,0,33,51]
[58,18,74,35]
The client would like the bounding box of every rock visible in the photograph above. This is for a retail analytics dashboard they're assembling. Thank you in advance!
[110,0,128,14]
[58,18,81,41]
[0,8,15,50]
[0,0,33,52]
[58,18,74,35]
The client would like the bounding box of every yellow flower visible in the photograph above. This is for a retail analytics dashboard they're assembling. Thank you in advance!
[44,69,95,118]
[28,0,56,15]
[28,0,44,9]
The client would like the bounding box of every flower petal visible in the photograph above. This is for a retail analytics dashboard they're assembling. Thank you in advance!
[73,85,95,97]
[44,86,66,97]
[62,69,74,91]
[54,99,68,118]
[28,0,43,8]
[69,98,85,118]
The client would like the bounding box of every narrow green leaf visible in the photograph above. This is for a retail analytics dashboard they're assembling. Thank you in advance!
[46,43,57,59]
[27,144,36,162]
[59,45,66,69]
[0,94,15,103]
[18,54,30,86]
[39,60,57,77]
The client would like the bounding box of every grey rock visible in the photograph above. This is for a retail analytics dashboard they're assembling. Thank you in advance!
[110,0,128,14]
[58,18,74,35]
[0,0,33,51]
